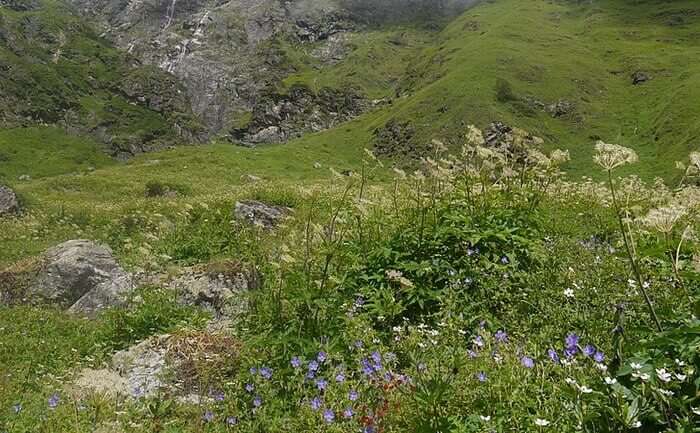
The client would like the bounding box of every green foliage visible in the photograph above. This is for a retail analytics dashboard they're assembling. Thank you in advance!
[97,287,210,351]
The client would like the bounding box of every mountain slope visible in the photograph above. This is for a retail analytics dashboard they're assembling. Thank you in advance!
[282,0,700,179]
[0,0,204,158]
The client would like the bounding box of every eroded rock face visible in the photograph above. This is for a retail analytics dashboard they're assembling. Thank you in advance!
[0,185,19,216]
[69,0,359,139]
[27,240,133,314]
[234,200,291,229]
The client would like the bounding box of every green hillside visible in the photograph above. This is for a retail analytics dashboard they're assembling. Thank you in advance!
[283,0,700,180]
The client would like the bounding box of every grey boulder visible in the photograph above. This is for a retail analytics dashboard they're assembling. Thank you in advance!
[234,200,291,229]
[28,240,133,314]
[0,185,19,216]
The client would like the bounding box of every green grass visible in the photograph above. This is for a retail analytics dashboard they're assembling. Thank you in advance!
[0,127,114,182]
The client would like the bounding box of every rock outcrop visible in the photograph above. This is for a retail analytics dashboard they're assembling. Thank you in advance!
[234,200,291,229]
[27,240,133,314]
[0,185,19,216]
[232,85,366,145]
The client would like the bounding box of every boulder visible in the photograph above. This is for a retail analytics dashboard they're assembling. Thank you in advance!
[0,185,19,216]
[631,71,651,85]
[234,200,291,229]
[168,269,254,317]
[28,240,133,314]
[546,99,575,118]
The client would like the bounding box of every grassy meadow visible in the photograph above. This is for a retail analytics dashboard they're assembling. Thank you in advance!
[1,0,700,432]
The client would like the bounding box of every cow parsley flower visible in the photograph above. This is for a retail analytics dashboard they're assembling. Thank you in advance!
[593,141,638,171]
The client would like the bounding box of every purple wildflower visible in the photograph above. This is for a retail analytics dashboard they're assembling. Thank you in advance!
[317,352,328,363]
[323,409,335,423]
[48,393,60,410]
[349,390,359,401]
[249,367,258,375]
[245,383,254,393]
[343,407,354,419]
[371,351,382,364]
[495,330,508,343]
[474,335,485,347]
[468,349,478,359]
[500,255,510,265]
[363,426,376,433]
[476,372,488,382]
[306,370,316,380]
[202,411,214,422]
[252,396,262,408]
[13,404,22,414]
[226,416,238,426]
[310,397,322,411]
[308,360,320,372]
[547,349,560,364]
[210,389,225,401]
[335,373,346,383]
[564,347,578,358]
[361,358,374,375]
[354,340,364,349]
[291,356,302,369]
[521,356,535,369]
[583,345,596,357]
[260,366,273,380]
[565,333,580,350]
[594,351,605,363]
[316,378,328,391]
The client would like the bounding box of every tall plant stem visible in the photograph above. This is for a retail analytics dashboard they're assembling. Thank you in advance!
[607,170,662,332]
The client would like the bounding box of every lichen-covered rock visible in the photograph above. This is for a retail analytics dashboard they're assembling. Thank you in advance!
[234,200,291,229]
[0,185,19,216]
[112,336,170,398]
[27,240,133,314]
[168,269,253,317]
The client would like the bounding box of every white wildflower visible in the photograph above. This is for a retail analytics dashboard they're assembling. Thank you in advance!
[563,288,575,298]
[593,141,639,170]
[656,368,672,383]
[480,415,491,422]
[631,421,641,428]
[640,205,687,234]
[630,362,643,370]
[534,418,551,427]
[604,377,617,385]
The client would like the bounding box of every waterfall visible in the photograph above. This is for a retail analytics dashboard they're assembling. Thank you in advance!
[164,0,177,29]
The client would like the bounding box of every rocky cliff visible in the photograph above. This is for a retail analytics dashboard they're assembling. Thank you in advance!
[68,0,362,143]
